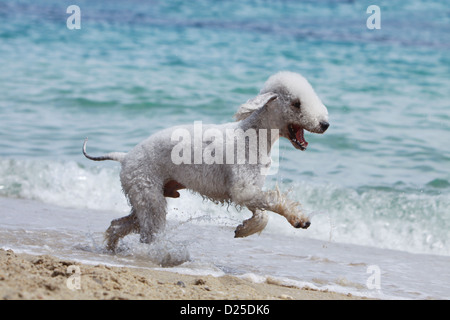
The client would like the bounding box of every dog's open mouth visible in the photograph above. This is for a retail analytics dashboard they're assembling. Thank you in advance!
[288,124,308,151]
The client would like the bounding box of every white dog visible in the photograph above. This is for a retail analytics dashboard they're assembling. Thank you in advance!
[83,71,329,251]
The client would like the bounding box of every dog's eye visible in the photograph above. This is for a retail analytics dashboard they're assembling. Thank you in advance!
[292,100,301,109]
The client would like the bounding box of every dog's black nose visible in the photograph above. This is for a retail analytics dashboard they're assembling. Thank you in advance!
[320,121,329,132]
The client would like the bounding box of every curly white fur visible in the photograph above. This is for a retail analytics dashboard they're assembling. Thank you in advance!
[83,71,329,251]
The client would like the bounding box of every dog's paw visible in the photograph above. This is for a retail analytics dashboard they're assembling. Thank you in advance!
[288,216,311,229]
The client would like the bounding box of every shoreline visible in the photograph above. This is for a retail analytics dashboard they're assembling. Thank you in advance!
[0,249,366,300]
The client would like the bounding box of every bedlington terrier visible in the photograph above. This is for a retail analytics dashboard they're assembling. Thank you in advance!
[83,71,329,251]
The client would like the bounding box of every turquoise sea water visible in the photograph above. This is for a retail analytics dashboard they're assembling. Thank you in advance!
[0,0,449,298]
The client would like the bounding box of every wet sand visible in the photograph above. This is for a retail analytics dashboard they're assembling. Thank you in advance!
[0,249,365,300]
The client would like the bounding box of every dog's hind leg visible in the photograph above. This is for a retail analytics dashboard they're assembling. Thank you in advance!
[129,185,168,244]
[105,209,139,252]
[234,209,269,238]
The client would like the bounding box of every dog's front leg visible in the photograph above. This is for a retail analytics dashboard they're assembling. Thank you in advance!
[232,186,310,230]
[234,209,269,238]
[264,187,311,229]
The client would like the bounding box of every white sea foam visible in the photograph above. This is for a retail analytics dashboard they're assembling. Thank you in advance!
[1,157,449,256]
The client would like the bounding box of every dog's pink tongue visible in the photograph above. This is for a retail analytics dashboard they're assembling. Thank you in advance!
[296,128,308,147]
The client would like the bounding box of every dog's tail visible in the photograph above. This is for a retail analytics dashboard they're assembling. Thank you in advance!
[82,138,126,162]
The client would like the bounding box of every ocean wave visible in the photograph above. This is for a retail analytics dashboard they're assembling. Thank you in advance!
[267,181,450,256]
[0,158,127,213]
[1,157,448,256]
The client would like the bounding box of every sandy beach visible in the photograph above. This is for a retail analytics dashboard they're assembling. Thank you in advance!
[0,249,364,300]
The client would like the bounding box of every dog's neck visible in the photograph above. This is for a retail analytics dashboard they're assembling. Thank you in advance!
[237,106,281,154]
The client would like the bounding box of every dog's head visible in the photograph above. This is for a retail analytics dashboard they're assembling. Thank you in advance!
[235,71,329,151]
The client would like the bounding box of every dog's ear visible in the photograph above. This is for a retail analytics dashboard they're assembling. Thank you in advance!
[234,92,278,121]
